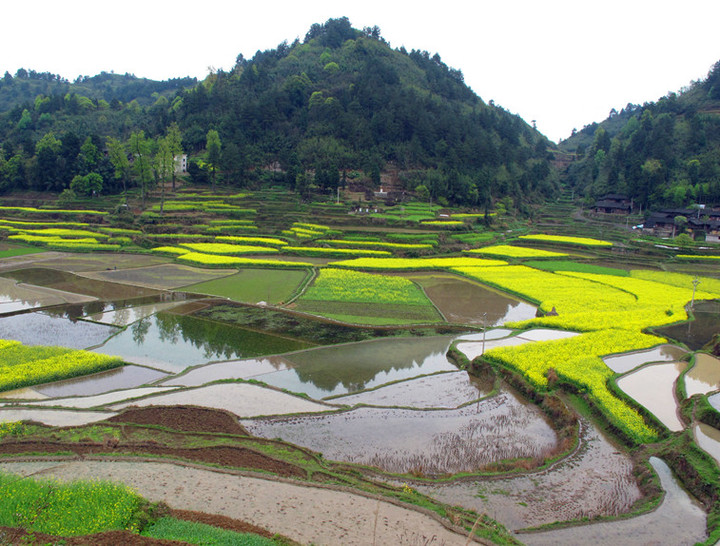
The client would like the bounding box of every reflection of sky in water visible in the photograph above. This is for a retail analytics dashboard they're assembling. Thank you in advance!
[694,423,720,465]
[617,362,685,431]
[710,393,720,412]
[603,345,688,374]
[684,354,720,397]
[0,311,118,349]
[35,365,168,398]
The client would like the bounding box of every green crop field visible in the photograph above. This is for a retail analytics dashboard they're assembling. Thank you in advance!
[184,268,310,304]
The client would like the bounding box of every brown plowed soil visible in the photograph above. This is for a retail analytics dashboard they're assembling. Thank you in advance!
[106,405,250,435]
[0,441,304,478]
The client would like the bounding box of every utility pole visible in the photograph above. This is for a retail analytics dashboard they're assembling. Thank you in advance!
[691,276,700,309]
[481,312,487,356]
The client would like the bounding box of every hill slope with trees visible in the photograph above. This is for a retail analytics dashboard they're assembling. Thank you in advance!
[0,17,557,209]
[560,60,720,209]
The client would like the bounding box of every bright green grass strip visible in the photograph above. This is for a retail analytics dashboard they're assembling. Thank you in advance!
[519,234,612,247]
[0,470,142,536]
[525,260,629,276]
[465,245,568,258]
[0,341,123,392]
[0,246,46,258]
[450,232,497,243]
[209,219,255,225]
[183,268,308,304]
[142,517,277,545]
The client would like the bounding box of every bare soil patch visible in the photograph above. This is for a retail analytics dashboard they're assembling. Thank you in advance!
[0,441,304,479]
[107,406,250,435]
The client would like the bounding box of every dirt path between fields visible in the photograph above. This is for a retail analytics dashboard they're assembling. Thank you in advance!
[0,459,476,546]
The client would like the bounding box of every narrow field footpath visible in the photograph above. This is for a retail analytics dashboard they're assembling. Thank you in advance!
[0,459,475,545]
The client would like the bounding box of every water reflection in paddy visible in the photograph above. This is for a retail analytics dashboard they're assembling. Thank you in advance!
[276,336,460,398]
[711,393,720,412]
[93,313,312,373]
[694,423,720,465]
[0,311,118,349]
[85,301,185,326]
[684,353,720,398]
[33,365,168,398]
[164,356,293,388]
[603,345,688,374]
[243,390,558,474]
[409,274,537,325]
[331,371,491,408]
[616,362,686,431]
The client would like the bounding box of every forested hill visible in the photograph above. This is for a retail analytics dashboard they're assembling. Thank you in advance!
[0,70,197,111]
[560,60,720,209]
[0,17,557,207]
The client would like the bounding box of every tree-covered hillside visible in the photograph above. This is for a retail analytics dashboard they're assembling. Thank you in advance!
[0,18,558,208]
[561,60,720,208]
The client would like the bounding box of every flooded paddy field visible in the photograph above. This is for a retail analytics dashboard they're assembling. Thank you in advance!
[1,267,162,300]
[83,263,236,290]
[694,423,720,465]
[242,390,558,474]
[408,273,537,325]
[274,335,460,398]
[603,344,688,374]
[417,419,641,530]
[19,386,178,409]
[455,329,579,360]
[18,253,171,272]
[93,312,313,373]
[0,311,118,348]
[330,371,491,408]
[31,365,168,398]
[710,392,720,412]
[0,407,115,427]
[110,383,335,417]
[684,353,720,397]
[655,300,720,350]
[0,277,95,314]
[521,458,707,546]
[616,361,686,431]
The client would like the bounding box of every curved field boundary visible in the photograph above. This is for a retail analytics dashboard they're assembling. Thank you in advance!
[0,458,493,545]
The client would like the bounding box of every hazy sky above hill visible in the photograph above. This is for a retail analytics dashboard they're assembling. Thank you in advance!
[5,0,720,142]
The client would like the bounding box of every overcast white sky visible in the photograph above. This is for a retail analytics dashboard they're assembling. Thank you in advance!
[4,1,720,142]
